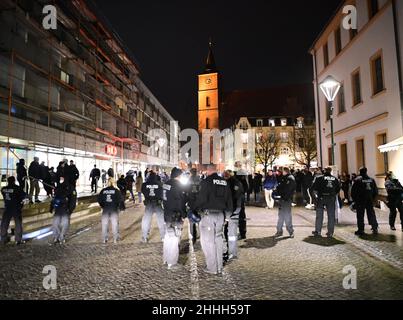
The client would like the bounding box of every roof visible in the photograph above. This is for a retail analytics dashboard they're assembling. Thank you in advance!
[219,83,315,129]
[204,40,217,74]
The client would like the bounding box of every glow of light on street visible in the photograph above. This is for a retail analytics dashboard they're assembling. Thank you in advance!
[319,75,341,102]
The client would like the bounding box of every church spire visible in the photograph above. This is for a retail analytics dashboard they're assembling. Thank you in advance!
[205,38,217,73]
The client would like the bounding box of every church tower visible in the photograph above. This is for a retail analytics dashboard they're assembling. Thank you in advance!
[198,40,219,134]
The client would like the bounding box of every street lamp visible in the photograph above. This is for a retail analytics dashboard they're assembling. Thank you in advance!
[319,75,341,167]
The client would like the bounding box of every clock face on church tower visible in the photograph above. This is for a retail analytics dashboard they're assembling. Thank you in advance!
[205,78,212,85]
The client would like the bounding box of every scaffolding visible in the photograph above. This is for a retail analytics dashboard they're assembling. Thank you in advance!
[0,0,173,179]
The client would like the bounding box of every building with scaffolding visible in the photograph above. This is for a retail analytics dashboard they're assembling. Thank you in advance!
[0,0,178,190]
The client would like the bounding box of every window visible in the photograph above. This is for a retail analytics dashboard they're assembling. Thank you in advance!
[338,84,346,114]
[328,147,334,166]
[61,70,70,84]
[256,119,263,127]
[243,149,247,157]
[368,0,379,19]
[335,27,342,55]
[356,139,366,169]
[281,119,287,127]
[298,138,305,148]
[280,132,288,141]
[340,143,349,174]
[351,69,362,106]
[206,118,210,129]
[206,96,210,107]
[269,119,275,127]
[297,119,304,128]
[281,147,289,155]
[323,43,329,67]
[376,133,389,174]
[370,52,385,95]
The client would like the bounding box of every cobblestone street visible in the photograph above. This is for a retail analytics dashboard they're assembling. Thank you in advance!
[0,204,402,300]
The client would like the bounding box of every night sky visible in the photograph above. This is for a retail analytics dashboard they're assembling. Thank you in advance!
[95,0,342,129]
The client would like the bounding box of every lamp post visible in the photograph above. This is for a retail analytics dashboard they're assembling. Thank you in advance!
[319,75,341,167]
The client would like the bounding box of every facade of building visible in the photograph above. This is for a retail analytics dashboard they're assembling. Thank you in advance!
[0,0,177,189]
[234,116,317,172]
[311,0,403,187]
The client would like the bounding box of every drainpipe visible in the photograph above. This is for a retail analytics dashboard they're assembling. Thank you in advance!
[392,0,403,132]
[313,50,324,168]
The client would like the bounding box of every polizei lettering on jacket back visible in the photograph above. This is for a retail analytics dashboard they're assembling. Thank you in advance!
[213,179,227,186]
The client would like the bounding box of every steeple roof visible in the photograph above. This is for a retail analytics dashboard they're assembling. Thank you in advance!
[205,39,217,73]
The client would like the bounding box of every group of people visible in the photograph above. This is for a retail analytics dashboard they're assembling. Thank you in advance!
[15,157,79,204]
[262,165,403,237]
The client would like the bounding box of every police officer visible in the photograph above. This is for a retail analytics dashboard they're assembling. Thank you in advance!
[162,168,187,270]
[194,165,233,275]
[223,170,244,262]
[141,171,165,243]
[312,167,340,238]
[187,168,201,243]
[351,167,379,236]
[385,172,403,231]
[50,176,73,244]
[98,178,122,244]
[1,176,26,245]
[274,167,296,238]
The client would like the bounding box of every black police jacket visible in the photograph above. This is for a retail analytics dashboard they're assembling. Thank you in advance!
[97,186,122,212]
[276,174,296,201]
[312,173,340,198]
[162,179,187,223]
[351,175,378,204]
[28,161,41,179]
[142,179,163,204]
[228,176,244,212]
[194,173,233,218]
[187,175,201,211]
[1,184,25,213]
[50,182,72,216]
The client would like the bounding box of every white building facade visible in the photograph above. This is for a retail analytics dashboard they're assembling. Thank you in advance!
[311,0,403,188]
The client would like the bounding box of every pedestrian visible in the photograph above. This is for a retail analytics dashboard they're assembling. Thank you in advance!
[263,170,277,209]
[68,160,79,190]
[144,168,150,182]
[301,168,314,209]
[385,172,403,231]
[50,176,73,244]
[28,157,41,204]
[340,172,351,204]
[97,178,122,244]
[194,165,233,275]
[311,167,340,238]
[186,168,201,243]
[235,170,248,240]
[141,171,165,243]
[117,174,127,211]
[162,168,187,270]
[252,173,261,202]
[351,167,379,236]
[223,170,244,262]
[246,174,253,203]
[107,167,114,179]
[101,170,107,187]
[56,161,66,185]
[1,176,26,245]
[16,159,28,194]
[89,165,101,193]
[125,172,135,201]
[135,172,143,203]
[274,167,296,238]
[41,162,53,197]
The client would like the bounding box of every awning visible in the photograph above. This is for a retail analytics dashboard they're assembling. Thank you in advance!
[378,136,403,153]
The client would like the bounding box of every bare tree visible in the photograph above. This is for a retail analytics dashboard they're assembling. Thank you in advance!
[255,131,281,175]
[288,126,317,169]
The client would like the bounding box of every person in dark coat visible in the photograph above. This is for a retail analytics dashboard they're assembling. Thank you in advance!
[89,165,101,193]
[68,160,79,190]
[117,175,127,210]
[41,162,53,197]
[302,168,314,207]
[252,173,262,202]
[385,172,403,231]
[125,173,135,201]
[28,157,41,204]
[16,159,28,193]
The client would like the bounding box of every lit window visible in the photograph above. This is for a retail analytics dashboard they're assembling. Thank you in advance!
[269,119,275,127]
[61,70,70,84]
[281,119,287,127]
[257,119,263,127]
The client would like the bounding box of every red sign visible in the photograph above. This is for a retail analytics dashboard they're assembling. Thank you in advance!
[105,145,118,156]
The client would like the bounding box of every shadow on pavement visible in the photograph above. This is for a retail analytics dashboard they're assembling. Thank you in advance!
[303,236,346,247]
[240,236,290,249]
[358,233,397,243]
